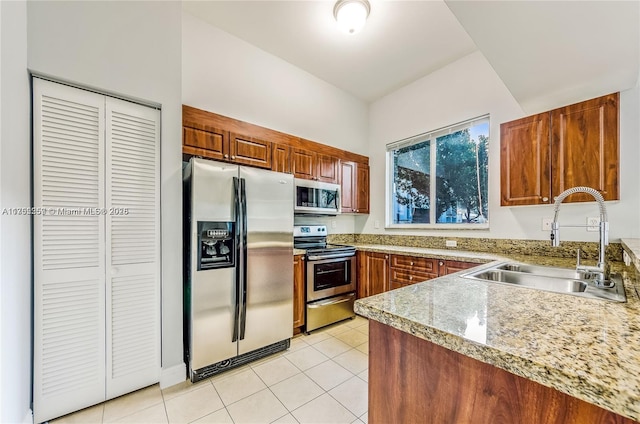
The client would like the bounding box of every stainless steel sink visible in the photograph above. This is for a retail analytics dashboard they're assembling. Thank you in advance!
[462,262,626,302]
[493,262,596,280]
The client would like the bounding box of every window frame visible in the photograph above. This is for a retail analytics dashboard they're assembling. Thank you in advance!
[385,115,490,230]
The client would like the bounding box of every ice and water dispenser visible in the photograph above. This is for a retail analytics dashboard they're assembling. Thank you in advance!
[197,221,235,270]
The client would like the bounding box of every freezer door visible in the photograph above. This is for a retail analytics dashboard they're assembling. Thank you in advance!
[189,159,239,370]
[239,167,294,354]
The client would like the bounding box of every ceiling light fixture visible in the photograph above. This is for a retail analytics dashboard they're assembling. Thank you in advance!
[333,0,371,35]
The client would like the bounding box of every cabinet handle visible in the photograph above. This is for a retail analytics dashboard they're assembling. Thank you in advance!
[356,209,359,212]
[439,261,444,266]
[224,154,229,159]
[410,261,414,266]
[231,155,236,160]
[542,197,549,202]
[385,255,389,259]
[409,276,413,280]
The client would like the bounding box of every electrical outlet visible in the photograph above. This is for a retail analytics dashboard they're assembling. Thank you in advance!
[374,220,380,229]
[586,217,599,232]
[542,218,553,231]
[445,240,457,248]
[331,220,337,229]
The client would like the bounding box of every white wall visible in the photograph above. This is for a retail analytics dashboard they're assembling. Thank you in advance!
[182,12,369,157]
[0,1,32,422]
[366,51,640,242]
[27,0,185,390]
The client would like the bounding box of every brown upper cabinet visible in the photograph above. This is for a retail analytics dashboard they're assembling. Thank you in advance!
[292,148,316,180]
[229,133,272,169]
[183,126,272,169]
[182,105,369,211]
[183,126,229,161]
[341,161,370,214]
[292,149,339,183]
[272,144,291,174]
[500,93,619,206]
[316,153,339,183]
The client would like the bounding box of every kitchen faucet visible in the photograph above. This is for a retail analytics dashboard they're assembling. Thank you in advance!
[550,186,612,288]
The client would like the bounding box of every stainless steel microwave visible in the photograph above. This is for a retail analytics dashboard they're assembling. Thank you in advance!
[294,179,341,215]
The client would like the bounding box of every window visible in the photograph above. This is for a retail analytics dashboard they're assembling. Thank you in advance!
[386,116,489,228]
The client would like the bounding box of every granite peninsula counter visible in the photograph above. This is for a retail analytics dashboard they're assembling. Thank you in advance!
[354,246,640,422]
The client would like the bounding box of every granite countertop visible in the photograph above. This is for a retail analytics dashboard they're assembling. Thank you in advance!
[354,249,640,421]
[352,243,497,263]
[621,238,640,272]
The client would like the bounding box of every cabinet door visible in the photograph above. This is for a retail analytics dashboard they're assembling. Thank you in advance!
[551,93,619,202]
[358,252,389,297]
[292,148,316,180]
[105,97,161,399]
[272,144,291,174]
[438,260,478,276]
[341,161,356,213]
[33,78,107,423]
[500,113,551,206]
[183,126,228,161]
[316,153,339,183]
[293,255,305,330]
[355,163,370,214]
[369,253,390,296]
[230,133,272,169]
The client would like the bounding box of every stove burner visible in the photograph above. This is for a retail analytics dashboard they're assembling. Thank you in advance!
[294,225,355,260]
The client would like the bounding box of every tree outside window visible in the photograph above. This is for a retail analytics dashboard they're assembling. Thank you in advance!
[388,117,489,227]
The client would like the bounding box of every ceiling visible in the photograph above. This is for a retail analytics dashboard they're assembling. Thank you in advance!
[183,1,639,110]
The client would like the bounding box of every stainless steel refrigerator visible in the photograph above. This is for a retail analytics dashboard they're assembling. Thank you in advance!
[183,158,294,382]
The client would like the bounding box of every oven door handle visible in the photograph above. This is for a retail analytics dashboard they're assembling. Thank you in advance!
[307,252,355,261]
[307,293,355,308]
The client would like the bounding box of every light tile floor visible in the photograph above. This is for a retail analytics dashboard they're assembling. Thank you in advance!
[51,316,369,424]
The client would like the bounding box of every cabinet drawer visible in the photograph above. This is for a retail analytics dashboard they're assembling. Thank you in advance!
[389,268,436,286]
[390,255,438,274]
[437,259,479,275]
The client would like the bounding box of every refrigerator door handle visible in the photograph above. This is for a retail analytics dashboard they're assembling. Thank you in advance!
[232,177,241,343]
[239,177,248,340]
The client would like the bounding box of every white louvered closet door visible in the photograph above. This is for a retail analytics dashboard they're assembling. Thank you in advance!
[33,79,107,423]
[33,79,161,422]
[105,97,160,398]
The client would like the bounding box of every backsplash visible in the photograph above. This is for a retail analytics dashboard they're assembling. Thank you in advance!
[328,234,624,262]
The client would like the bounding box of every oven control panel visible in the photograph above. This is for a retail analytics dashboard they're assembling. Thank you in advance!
[294,225,327,237]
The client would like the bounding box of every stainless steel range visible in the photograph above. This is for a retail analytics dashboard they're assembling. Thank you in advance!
[294,225,356,332]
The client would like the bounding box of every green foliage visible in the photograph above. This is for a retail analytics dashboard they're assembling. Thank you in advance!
[392,127,489,224]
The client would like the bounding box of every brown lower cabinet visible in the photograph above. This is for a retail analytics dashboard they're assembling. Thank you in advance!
[389,255,438,290]
[369,320,635,424]
[358,251,479,297]
[437,259,479,275]
[293,254,305,332]
[357,251,389,298]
